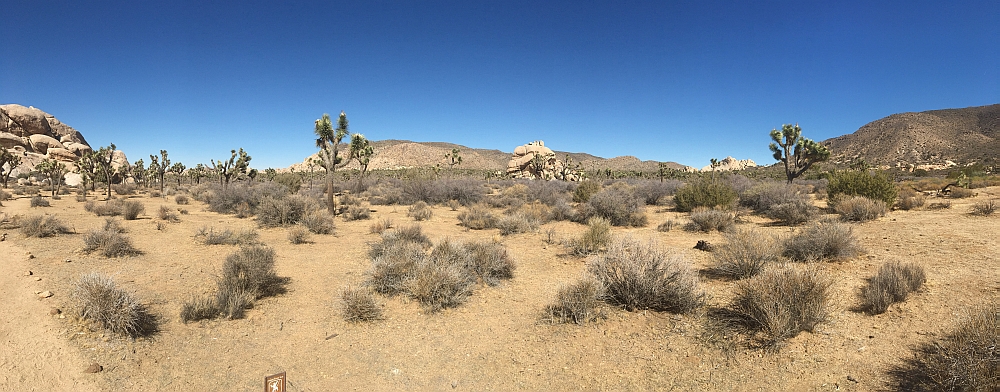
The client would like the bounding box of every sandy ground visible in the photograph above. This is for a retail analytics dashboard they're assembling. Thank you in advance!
[0,186,997,391]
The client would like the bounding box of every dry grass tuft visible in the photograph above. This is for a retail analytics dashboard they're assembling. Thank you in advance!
[343,204,372,221]
[195,226,259,246]
[407,201,433,221]
[215,245,283,319]
[495,211,539,235]
[835,195,887,222]
[457,203,497,230]
[543,278,606,324]
[970,199,997,216]
[83,228,141,257]
[728,266,831,348]
[179,296,218,323]
[859,261,925,314]
[19,215,72,237]
[157,205,179,222]
[74,273,154,337]
[300,211,336,234]
[340,286,384,322]
[287,226,311,244]
[588,236,704,313]
[569,216,612,256]
[368,217,393,234]
[783,219,863,262]
[405,260,476,313]
[711,227,780,280]
[686,207,736,232]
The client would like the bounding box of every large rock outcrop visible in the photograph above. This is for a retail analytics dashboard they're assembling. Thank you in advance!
[699,156,757,172]
[506,141,582,181]
[1,104,96,177]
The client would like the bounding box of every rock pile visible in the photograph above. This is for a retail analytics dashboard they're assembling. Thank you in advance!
[1,104,94,177]
[700,156,757,172]
[505,141,582,181]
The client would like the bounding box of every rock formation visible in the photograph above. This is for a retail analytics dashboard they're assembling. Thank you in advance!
[506,141,582,181]
[1,104,95,178]
[699,156,757,172]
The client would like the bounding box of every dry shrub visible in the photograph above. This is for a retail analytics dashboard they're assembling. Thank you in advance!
[570,216,612,256]
[783,219,863,262]
[897,190,926,211]
[496,211,539,235]
[0,213,22,230]
[740,182,808,212]
[149,190,161,198]
[75,195,87,202]
[121,200,144,220]
[712,227,780,280]
[859,261,925,314]
[368,218,393,234]
[657,220,676,232]
[446,199,461,211]
[572,180,601,203]
[457,203,497,229]
[367,240,424,295]
[548,199,576,222]
[174,194,190,205]
[180,296,218,323]
[195,226,259,245]
[287,226,311,244]
[729,266,831,347]
[588,236,704,313]
[634,180,683,205]
[765,199,816,225]
[405,260,476,313]
[157,205,179,221]
[407,201,433,221]
[543,278,606,324]
[686,208,736,232]
[0,189,10,201]
[462,240,515,286]
[255,195,313,227]
[970,199,997,216]
[234,202,252,218]
[103,217,126,233]
[889,305,999,392]
[112,183,137,196]
[387,224,432,249]
[587,182,647,227]
[673,179,738,212]
[928,201,952,210]
[340,286,383,322]
[835,195,887,222]
[300,211,336,234]
[30,195,50,207]
[87,199,124,216]
[949,187,975,199]
[215,246,282,319]
[83,228,141,257]
[344,204,371,221]
[20,215,72,237]
[510,201,551,224]
[74,273,154,337]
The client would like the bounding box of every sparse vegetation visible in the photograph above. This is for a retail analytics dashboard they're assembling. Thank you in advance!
[711,227,780,280]
[368,217,393,234]
[83,228,141,257]
[180,296,219,323]
[686,208,736,232]
[74,273,154,337]
[835,195,887,222]
[586,182,647,227]
[728,266,831,347]
[340,286,383,322]
[287,226,311,244]
[19,215,72,237]
[300,211,336,234]
[783,219,863,262]
[656,220,676,232]
[215,245,283,319]
[970,199,997,216]
[587,236,704,313]
[572,180,601,203]
[195,226,259,245]
[896,189,926,210]
[495,211,539,235]
[543,278,606,324]
[457,203,497,230]
[569,216,612,256]
[157,205,179,222]
[30,195,49,207]
[859,261,925,314]
[344,204,371,221]
[407,201,433,221]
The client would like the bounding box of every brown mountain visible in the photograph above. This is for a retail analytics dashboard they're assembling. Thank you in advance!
[286,139,690,173]
[822,104,1000,168]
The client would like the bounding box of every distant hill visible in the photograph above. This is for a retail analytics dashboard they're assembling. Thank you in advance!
[285,139,691,173]
[822,104,1000,168]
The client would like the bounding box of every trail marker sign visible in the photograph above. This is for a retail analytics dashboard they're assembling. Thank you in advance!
[265,372,285,392]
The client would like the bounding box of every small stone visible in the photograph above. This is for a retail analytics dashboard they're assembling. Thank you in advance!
[83,363,102,373]
[34,277,41,281]
[38,291,53,298]
[64,259,72,263]
[50,308,61,315]
[24,271,32,276]
[27,254,34,259]
[452,381,458,388]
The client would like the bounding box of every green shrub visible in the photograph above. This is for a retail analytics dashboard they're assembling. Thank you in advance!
[673,179,738,212]
[588,236,703,313]
[543,278,606,324]
[74,273,154,337]
[729,266,831,347]
[827,170,898,207]
[572,180,602,203]
[712,227,780,280]
[587,182,647,226]
[859,261,925,314]
[569,216,612,256]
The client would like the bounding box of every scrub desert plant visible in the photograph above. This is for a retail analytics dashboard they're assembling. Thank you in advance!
[569,216,612,256]
[340,286,384,322]
[74,273,154,337]
[859,261,925,314]
[19,215,72,237]
[783,219,863,262]
[834,195,887,222]
[711,227,780,280]
[729,266,831,347]
[407,201,433,221]
[543,278,606,324]
[686,208,736,232]
[83,228,141,257]
[588,236,704,313]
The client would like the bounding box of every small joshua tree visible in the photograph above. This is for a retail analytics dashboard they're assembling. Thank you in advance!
[35,159,67,197]
[314,112,350,214]
[169,162,186,186]
[75,150,99,198]
[149,150,170,194]
[769,124,830,183]
[0,148,22,188]
[131,159,147,188]
[94,144,119,200]
[350,133,374,188]
[445,148,462,173]
[212,148,251,189]
[188,163,209,184]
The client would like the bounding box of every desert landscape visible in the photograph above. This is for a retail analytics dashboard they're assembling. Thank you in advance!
[0,103,998,391]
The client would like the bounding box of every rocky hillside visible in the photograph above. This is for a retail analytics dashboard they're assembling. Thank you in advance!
[822,103,1000,169]
[1,104,94,169]
[287,139,691,173]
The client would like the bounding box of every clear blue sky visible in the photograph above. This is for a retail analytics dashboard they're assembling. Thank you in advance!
[2,1,998,169]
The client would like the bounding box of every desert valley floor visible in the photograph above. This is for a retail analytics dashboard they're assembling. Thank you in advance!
[1,186,998,391]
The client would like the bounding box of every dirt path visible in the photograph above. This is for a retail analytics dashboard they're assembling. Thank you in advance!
[0,239,101,391]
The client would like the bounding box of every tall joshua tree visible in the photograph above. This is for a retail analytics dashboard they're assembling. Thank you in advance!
[95,144,118,200]
[315,112,350,214]
[213,148,251,188]
[769,124,830,183]
[149,150,170,194]
[75,151,100,198]
[170,162,186,186]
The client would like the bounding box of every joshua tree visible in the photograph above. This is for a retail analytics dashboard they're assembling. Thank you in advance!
[131,159,147,188]
[769,124,830,183]
[75,151,100,198]
[314,112,350,214]
[94,144,119,200]
[149,150,170,193]
[0,148,23,188]
[445,148,462,173]
[657,162,670,183]
[188,163,208,184]
[264,168,277,181]
[709,158,720,180]
[213,149,252,188]
[35,159,67,197]
[169,162,186,186]
[350,133,374,188]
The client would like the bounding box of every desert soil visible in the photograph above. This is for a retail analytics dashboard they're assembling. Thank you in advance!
[1,186,997,391]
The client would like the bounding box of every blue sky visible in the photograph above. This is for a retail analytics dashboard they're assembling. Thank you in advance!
[2,1,998,169]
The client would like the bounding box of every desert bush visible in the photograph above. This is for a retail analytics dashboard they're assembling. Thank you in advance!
[570,216,612,256]
[368,217,393,234]
[74,273,153,337]
[367,240,424,296]
[446,199,462,211]
[255,195,314,227]
[888,305,999,392]
[896,189,926,210]
[588,236,704,313]
[343,204,371,221]
[195,226,259,246]
[827,170,897,207]
[401,178,486,206]
[0,189,10,201]
[587,182,647,226]
[30,195,49,207]
[367,225,432,261]
[495,212,539,235]
[728,266,831,347]
[300,211,336,234]
[408,201,433,221]
[572,180,601,203]
[835,195,887,222]
[543,278,606,324]
[928,201,952,210]
[686,208,736,232]
[205,182,289,215]
[149,190,161,198]
[215,245,281,319]
[765,199,816,225]
[365,179,404,205]
[949,186,975,199]
[180,296,219,323]
[457,203,497,230]
[656,220,676,232]
[405,259,476,313]
[287,226,310,244]
[19,215,72,237]
[122,200,144,220]
[83,228,141,257]
[523,180,573,207]
[712,227,780,280]
[634,180,683,205]
[783,219,863,262]
[509,201,552,224]
[86,199,125,216]
[740,182,816,225]
[175,194,190,205]
[859,261,925,314]
[75,195,87,202]
[673,179,738,212]
[970,199,997,216]
[548,199,576,221]
[389,224,432,248]
[340,286,383,322]
[462,240,515,286]
[112,183,137,196]
[0,213,22,230]
[102,217,126,233]
[157,205,179,222]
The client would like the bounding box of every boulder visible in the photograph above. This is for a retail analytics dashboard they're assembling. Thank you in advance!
[64,172,83,187]
[63,142,92,156]
[46,148,78,162]
[29,134,63,154]
[0,133,28,150]
[0,105,94,174]
[505,140,581,181]
[700,156,757,172]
